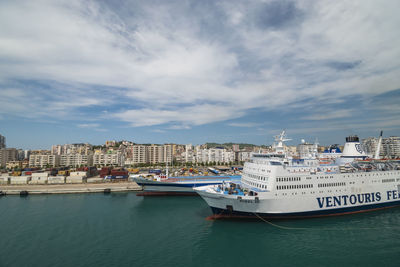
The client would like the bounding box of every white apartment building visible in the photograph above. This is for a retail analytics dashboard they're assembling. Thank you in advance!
[60,154,93,167]
[188,147,235,164]
[124,144,174,165]
[362,136,400,158]
[194,146,208,163]
[238,151,252,162]
[297,142,318,158]
[184,144,194,163]
[163,144,173,163]
[147,145,164,164]
[51,144,92,155]
[132,145,147,164]
[93,152,124,166]
[384,136,400,158]
[29,154,60,168]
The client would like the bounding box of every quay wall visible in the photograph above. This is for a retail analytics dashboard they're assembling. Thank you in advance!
[0,182,141,195]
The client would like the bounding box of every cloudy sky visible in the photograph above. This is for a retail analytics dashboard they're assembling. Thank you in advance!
[1,0,399,149]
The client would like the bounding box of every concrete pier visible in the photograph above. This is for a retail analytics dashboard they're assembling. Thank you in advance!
[0,182,142,195]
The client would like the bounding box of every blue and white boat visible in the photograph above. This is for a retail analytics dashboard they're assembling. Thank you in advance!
[195,131,400,219]
[132,174,241,196]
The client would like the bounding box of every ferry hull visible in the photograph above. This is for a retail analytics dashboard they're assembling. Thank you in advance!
[208,200,400,219]
[196,187,400,219]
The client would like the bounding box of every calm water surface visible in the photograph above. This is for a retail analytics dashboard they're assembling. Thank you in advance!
[1,193,400,267]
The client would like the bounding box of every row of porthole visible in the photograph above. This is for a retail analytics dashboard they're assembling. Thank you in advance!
[276,184,313,190]
[276,189,347,196]
[276,177,301,182]
[317,182,346,188]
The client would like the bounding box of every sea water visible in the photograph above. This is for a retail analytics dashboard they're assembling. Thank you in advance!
[1,193,399,267]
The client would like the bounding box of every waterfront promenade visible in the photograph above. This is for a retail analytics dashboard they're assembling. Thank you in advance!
[0,182,141,195]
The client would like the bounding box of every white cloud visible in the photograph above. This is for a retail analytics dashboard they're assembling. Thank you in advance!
[302,109,354,120]
[151,129,166,133]
[112,104,245,127]
[77,123,107,132]
[77,123,100,128]
[168,125,191,130]
[0,0,399,130]
[227,122,262,127]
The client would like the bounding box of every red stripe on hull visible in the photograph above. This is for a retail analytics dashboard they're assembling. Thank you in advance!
[136,191,198,196]
[206,204,400,220]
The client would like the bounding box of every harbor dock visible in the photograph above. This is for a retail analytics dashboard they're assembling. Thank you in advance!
[0,182,142,195]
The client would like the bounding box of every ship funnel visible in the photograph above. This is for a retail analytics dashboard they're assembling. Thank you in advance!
[336,135,367,165]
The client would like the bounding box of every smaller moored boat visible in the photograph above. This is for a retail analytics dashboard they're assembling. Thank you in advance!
[132,174,241,196]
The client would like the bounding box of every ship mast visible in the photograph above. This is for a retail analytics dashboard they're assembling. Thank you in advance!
[166,156,169,178]
[374,131,383,160]
[274,130,291,154]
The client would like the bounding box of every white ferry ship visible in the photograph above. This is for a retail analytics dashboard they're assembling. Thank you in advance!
[195,131,400,219]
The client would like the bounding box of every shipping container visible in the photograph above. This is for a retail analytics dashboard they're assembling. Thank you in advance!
[0,176,9,185]
[10,176,30,185]
[30,173,48,184]
[48,176,65,184]
[66,176,85,184]
[70,171,87,177]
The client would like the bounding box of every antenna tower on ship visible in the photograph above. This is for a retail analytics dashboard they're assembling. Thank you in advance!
[374,131,383,160]
[273,130,291,154]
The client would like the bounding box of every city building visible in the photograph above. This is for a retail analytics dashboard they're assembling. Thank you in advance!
[105,140,117,147]
[60,154,93,167]
[232,144,240,152]
[51,143,92,155]
[130,145,147,164]
[29,154,60,168]
[184,144,194,163]
[93,151,124,166]
[297,142,318,158]
[0,148,18,167]
[285,146,297,157]
[147,145,164,164]
[146,144,173,164]
[162,144,173,164]
[24,150,31,160]
[362,136,400,158]
[123,144,174,166]
[362,137,379,157]
[6,160,29,169]
[384,136,400,158]
[0,134,5,149]
[17,149,25,160]
[189,147,235,164]
[238,151,252,162]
